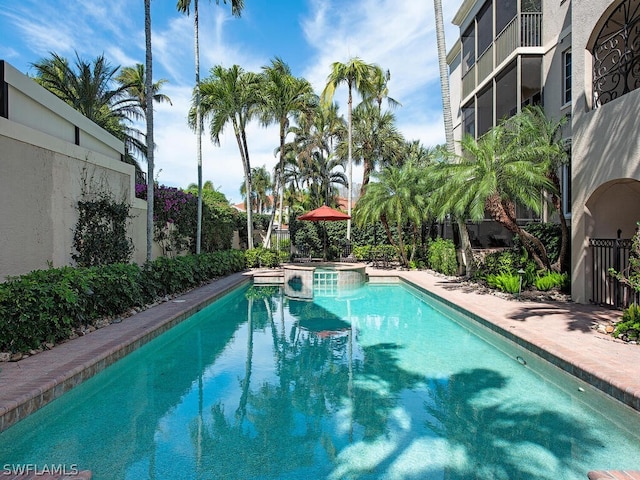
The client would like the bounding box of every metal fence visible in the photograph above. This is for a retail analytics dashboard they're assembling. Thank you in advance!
[590,238,638,308]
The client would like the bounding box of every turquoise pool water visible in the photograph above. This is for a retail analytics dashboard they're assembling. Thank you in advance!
[1,282,640,479]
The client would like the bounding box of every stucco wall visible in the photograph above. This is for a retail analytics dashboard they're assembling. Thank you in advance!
[570,0,640,303]
[0,61,150,280]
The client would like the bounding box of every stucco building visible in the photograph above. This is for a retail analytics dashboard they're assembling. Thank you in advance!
[447,0,640,305]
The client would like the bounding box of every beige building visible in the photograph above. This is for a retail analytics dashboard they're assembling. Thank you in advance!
[447,0,640,305]
[0,61,150,280]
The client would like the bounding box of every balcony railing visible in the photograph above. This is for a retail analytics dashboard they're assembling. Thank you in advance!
[461,12,542,98]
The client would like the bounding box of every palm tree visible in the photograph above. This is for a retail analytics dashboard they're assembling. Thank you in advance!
[321,57,379,240]
[197,64,261,248]
[364,67,401,112]
[177,0,245,254]
[240,166,272,213]
[354,162,426,267]
[259,57,315,246]
[32,52,144,158]
[432,128,555,270]
[505,106,570,272]
[287,102,347,208]
[346,103,404,195]
[433,0,475,276]
[116,63,172,112]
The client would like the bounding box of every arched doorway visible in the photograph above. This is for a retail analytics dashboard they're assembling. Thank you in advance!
[584,178,640,307]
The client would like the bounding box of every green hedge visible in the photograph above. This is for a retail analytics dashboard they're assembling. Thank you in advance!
[0,250,246,353]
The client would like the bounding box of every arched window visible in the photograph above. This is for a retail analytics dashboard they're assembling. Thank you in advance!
[592,0,640,107]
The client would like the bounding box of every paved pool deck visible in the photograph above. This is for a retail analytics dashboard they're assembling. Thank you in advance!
[1,266,639,479]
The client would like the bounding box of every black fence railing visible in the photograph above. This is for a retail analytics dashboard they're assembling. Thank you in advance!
[590,238,638,308]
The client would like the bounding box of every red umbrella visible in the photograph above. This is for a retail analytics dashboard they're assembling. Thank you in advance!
[298,205,351,221]
[298,205,350,260]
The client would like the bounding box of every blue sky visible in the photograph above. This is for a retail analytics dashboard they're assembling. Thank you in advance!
[0,0,460,203]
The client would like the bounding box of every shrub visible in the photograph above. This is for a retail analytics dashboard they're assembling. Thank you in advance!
[535,271,569,291]
[427,238,458,276]
[245,247,281,268]
[72,197,133,266]
[353,245,372,262]
[0,250,246,353]
[614,303,640,340]
[486,272,521,294]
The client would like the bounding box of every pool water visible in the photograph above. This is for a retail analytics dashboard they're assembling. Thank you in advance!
[1,283,640,479]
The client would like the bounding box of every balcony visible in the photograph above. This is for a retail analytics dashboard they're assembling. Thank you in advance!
[461,12,542,100]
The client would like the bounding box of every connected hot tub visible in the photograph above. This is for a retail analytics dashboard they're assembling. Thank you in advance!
[283,262,367,299]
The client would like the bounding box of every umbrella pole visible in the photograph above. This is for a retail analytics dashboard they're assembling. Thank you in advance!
[323,221,327,261]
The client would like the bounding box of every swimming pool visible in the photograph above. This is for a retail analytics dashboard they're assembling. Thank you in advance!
[1,282,639,479]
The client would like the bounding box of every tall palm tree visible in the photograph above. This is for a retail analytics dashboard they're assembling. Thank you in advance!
[144,0,154,261]
[346,103,404,195]
[259,57,315,246]
[287,102,347,207]
[432,128,555,270]
[321,57,379,240]
[433,0,475,275]
[197,64,261,248]
[177,0,245,254]
[364,67,401,112]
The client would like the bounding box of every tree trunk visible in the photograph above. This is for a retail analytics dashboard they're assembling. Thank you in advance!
[194,0,203,254]
[486,194,551,270]
[144,0,154,262]
[347,82,353,240]
[263,124,285,248]
[434,0,475,276]
[548,172,570,273]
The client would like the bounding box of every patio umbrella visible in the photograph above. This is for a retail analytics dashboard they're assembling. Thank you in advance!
[298,205,351,260]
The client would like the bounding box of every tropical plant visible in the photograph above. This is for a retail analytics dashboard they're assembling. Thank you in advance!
[535,271,569,291]
[506,106,570,272]
[197,64,261,248]
[432,127,555,270]
[614,303,640,340]
[177,0,245,254]
[321,57,380,239]
[32,52,145,160]
[240,165,272,213]
[116,63,172,113]
[286,102,347,208]
[354,161,426,267]
[258,57,316,246]
[427,237,458,275]
[486,272,522,294]
[346,103,404,195]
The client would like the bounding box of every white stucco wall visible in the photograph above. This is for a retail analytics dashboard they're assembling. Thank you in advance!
[570,0,640,303]
[0,61,150,280]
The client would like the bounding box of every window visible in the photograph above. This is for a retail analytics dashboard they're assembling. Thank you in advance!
[592,0,640,107]
[477,85,494,137]
[462,103,476,138]
[462,24,476,75]
[476,1,493,55]
[563,49,572,105]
